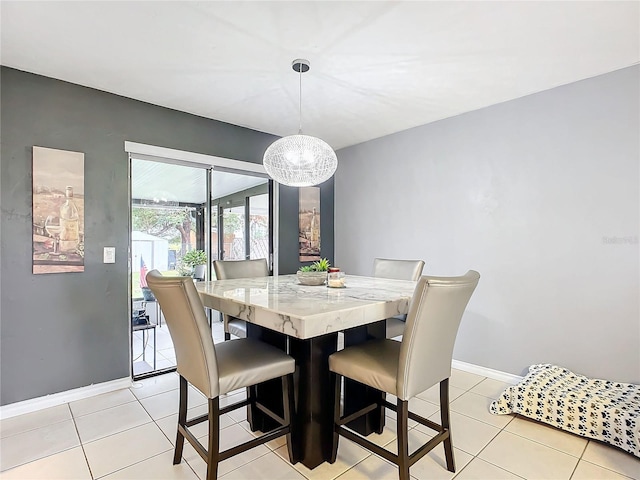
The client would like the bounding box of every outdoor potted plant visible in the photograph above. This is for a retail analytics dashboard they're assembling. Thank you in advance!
[297,258,330,285]
[181,249,207,280]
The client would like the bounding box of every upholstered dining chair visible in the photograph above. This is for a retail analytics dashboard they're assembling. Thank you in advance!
[213,258,270,340]
[373,258,425,339]
[146,270,295,480]
[329,270,480,480]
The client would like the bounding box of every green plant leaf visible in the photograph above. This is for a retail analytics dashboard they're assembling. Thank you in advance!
[312,258,330,272]
[182,249,207,267]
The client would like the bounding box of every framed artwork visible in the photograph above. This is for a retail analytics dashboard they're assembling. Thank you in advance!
[299,186,321,262]
[32,146,85,274]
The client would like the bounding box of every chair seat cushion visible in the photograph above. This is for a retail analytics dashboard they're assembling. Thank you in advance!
[217,338,295,396]
[329,339,400,396]
[386,316,406,339]
[227,318,247,338]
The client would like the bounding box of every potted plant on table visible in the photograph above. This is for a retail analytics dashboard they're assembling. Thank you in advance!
[297,258,330,285]
[181,249,207,280]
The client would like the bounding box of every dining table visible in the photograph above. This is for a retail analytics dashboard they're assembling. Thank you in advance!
[196,274,417,469]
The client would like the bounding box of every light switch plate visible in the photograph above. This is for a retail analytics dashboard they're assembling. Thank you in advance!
[103,247,116,264]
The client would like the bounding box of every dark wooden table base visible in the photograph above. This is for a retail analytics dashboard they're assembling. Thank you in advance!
[246,322,386,469]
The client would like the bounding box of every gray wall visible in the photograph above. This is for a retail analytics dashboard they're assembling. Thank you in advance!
[0,67,334,405]
[335,66,639,383]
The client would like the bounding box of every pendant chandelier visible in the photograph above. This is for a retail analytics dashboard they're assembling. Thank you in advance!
[263,59,337,187]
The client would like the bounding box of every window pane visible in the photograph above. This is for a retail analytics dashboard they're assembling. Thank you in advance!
[249,194,269,260]
[223,206,245,260]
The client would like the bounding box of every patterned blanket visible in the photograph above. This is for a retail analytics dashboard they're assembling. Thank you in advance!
[490,364,640,458]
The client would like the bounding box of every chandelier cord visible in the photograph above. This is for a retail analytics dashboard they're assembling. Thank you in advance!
[262,58,337,187]
[298,64,303,134]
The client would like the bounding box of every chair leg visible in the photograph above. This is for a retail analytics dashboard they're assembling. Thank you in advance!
[330,373,341,463]
[376,390,386,434]
[173,375,188,465]
[440,378,455,472]
[206,397,220,480]
[396,399,410,480]
[246,384,258,432]
[282,374,297,464]
[224,332,231,341]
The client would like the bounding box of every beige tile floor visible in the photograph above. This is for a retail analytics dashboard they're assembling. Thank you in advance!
[2,367,638,480]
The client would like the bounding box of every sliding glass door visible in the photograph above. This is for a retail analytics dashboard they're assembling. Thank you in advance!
[211,170,271,267]
[130,159,208,377]
[130,159,273,379]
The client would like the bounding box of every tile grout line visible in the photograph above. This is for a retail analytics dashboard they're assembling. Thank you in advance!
[363,375,494,478]
[219,445,278,479]
[454,378,639,478]
[161,379,490,479]
[358,379,638,480]
[218,445,302,480]
[169,399,274,479]
[131,386,180,401]
[0,416,70,441]
[457,456,528,480]
[146,391,204,480]
[6,372,637,480]
[67,402,96,480]
[329,451,373,480]
[74,394,157,446]
[568,453,581,479]
[68,390,175,478]
[330,419,431,476]
[93,449,176,479]
[81,393,179,478]
[462,393,527,480]
[70,397,140,420]
[0,411,81,473]
[498,419,597,462]
[473,427,590,480]
[451,414,503,458]
[574,442,637,480]
[417,393,515,432]
[0,393,143,474]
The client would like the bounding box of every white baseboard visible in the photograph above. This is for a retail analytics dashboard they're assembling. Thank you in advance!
[0,377,132,420]
[0,361,522,420]
[452,359,523,385]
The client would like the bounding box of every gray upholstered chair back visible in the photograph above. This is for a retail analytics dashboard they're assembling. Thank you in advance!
[146,270,220,398]
[373,258,425,281]
[213,258,269,280]
[397,271,480,400]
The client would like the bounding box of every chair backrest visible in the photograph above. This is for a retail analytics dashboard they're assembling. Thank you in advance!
[397,270,480,401]
[373,258,425,281]
[213,258,269,280]
[146,270,220,398]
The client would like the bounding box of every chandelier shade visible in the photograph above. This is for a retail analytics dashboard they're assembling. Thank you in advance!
[263,59,337,187]
[263,134,337,187]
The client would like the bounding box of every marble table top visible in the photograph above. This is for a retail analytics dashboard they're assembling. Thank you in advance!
[196,274,417,339]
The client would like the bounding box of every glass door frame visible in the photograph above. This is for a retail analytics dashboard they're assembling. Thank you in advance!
[212,175,271,264]
[126,141,279,380]
[128,157,211,379]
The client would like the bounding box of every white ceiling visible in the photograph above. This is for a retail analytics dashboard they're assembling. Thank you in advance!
[1,1,638,150]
